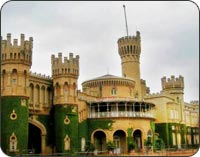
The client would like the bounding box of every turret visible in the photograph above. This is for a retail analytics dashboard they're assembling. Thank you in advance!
[51,52,79,105]
[118,31,142,100]
[161,75,184,104]
[1,33,33,96]
[1,33,33,66]
[1,33,32,155]
[51,52,79,153]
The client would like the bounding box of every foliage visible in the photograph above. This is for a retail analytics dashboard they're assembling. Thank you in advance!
[88,119,114,136]
[85,141,95,152]
[1,96,29,155]
[54,105,78,153]
[153,138,165,151]
[106,141,115,150]
[128,141,135,152]
[144,137,152,146]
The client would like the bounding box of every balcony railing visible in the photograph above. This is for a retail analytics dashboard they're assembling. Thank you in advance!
[89,111,154,119]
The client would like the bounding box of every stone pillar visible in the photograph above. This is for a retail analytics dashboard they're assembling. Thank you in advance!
[107,102,109,117]
[41,135,46,155]
[125,102,127,117]
[116,103,119,117]
[98,103,100,118]
[7,73,11,86]
[89,103,91,118]
[44,87,47,107]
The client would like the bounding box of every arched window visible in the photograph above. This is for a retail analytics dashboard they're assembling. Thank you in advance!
[10,133,17,152]
[12,69,17,85]
[111,87,117,95]
[64,82,68,95]
[177,97,180,103]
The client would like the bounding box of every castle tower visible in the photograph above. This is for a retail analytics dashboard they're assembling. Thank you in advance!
[118,31,142,100]
[1,33,33,155]
[161,75,184,121]
[51,52,79,153]
[161,75,184,103]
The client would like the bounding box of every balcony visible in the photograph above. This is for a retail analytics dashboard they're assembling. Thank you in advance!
[88,100,155,119]
[89,111,154,119]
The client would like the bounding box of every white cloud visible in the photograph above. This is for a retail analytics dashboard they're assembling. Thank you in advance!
[1,1,199,102]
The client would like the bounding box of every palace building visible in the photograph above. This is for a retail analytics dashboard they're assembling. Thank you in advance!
[1,32,199,156]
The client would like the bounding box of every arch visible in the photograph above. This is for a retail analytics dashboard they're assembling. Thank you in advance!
[113,130,127,154]
[28,118,46,154]
[14,53,17,59]
[133,129,143,149]
[64,82,68,96]
[92,130,107,153]
[29,83,34,106]
[35,84,40,107]
[47,86,51,106]
[41,86,45,105]
[28,118,47,135]
[55,82,61,97]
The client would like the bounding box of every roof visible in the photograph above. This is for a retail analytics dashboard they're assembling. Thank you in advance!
[82,74,135,85]
[92,74,122,79]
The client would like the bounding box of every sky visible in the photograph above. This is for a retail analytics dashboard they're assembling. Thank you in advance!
[1,1,199,103]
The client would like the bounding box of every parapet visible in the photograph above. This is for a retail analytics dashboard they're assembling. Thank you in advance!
[118,31,141,59]
[51,52,79,78]
[117,31,140,44]
[161,75,184,90]
[190,100,199,105]
[1,33,33,66]
[30,71,52,80]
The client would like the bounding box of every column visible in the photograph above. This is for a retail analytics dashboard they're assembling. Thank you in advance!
[98,103,100,118]
[39,87,41,109]
[41,135,46,155]
[89,103,91,118]
[45,87,48,107]
[125,102,127,117]
[139,103,141,117]
[7,73,11,85]
[116,103,118,117]
[133,103,135,117]
[107,102,109,117]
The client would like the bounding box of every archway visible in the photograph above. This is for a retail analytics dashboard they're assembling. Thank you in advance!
[93,131,106,153]
[28,118,47,154]
[28,123,41,154]
[133,129,142,149]
[113,130,126,154]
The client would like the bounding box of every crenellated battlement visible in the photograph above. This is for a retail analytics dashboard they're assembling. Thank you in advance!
[161,75,184,90]
[1,33,33,66]
[144,92,165,99]
[190,100,199,105]
[51,52,79,78]
[30,71,52,80]
[118,31,141,43]
[118,31,141,61]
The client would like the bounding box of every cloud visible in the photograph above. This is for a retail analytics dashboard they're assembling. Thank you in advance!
[1,1,199,102]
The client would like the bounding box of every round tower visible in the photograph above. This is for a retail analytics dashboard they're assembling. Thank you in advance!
[161,75,184,104]
[161,75,185,122]
[1,33,33,155]
[118,31,141,100]
[51,52,79,153]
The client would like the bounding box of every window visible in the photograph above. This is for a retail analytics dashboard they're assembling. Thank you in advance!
[111,88,117,95]
[10,133,17,152]
[12,79,17,84]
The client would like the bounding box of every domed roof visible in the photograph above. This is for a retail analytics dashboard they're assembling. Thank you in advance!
[92,74,122,79]
[82,74,135,87]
